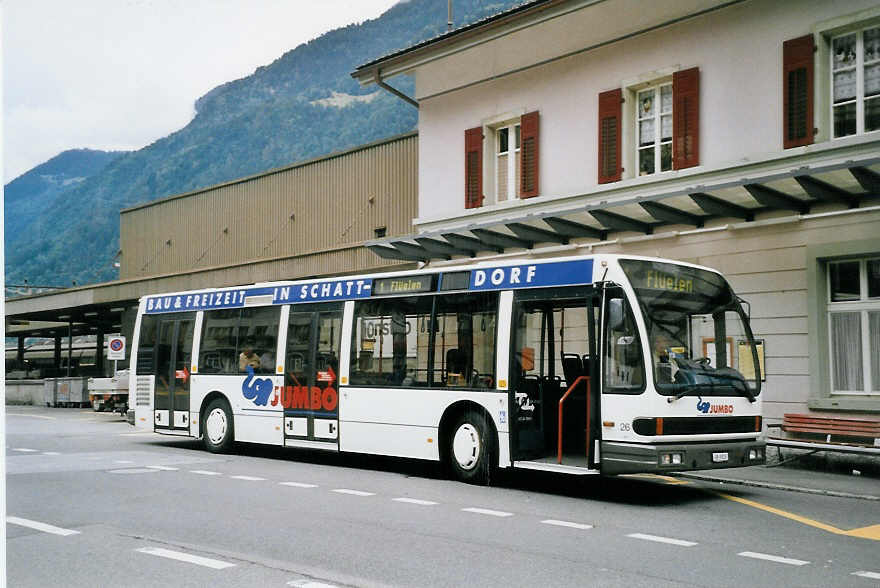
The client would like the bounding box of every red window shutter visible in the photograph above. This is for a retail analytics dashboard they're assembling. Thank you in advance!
[520,111,539,198]
[783,34,815,149]
[673,67,700,170]
[464,126,483,209]
[597,89,622,184]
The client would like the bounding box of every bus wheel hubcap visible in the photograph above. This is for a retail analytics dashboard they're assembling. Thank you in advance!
[206,408,227,444]
[452,423,480,470]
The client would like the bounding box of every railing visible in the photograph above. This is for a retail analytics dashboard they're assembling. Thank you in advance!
[558,375,591,464]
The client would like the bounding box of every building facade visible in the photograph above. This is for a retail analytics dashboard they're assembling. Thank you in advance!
[354,0,880,420]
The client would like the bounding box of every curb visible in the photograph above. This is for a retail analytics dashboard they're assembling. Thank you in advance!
[673,471,880,501]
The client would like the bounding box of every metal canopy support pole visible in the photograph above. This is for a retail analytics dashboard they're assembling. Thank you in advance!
[17,336,25,370]
[67,321,72,378]
[54,336,62,372]
[95,328,105,376]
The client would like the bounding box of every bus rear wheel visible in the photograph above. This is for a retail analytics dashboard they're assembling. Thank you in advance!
[203,398,234,453]
[446,410,493,485]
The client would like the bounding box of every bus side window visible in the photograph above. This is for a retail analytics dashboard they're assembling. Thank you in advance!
[604,296,645,394]
[136,315,158,375]
[432,292,497,389]
[198,309,241,374]
[239,306,280,374]
[350,297,432,388]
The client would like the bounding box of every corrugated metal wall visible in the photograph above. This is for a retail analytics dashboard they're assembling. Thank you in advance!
[119,133,418,288]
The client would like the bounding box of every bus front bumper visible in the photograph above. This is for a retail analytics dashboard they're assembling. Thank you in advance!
[600,439,765,475]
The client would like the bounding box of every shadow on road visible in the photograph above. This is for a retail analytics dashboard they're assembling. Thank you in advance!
[140,437,715,505]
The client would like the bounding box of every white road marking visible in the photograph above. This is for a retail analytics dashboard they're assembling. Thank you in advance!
[12,448,39,453]
[42,452,61,456]
[230,475,265,481]
[541,519,593,530]
[190,470,223,476]
[7,413,56,420]
[119,431,155,436]
[280,482,319,488]
[852,571,880,580]
[627,533,697,547]
[332,489,375,497]
[393,497,438,506]
[146,465,179,471]
[136,547,236,569]
[462,507,513,517]
[114,460,135,464]
[737,551,810,566]
[7,516,80,536]
[287,581,341,588]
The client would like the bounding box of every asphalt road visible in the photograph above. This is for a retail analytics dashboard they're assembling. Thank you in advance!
[6,406,880,587]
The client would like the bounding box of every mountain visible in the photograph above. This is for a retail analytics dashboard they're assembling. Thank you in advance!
[4,0,522,288]
[4,149,126,282]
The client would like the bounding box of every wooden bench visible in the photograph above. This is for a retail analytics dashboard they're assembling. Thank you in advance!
[766,413,880,456]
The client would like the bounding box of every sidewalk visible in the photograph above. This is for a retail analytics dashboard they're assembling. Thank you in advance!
[675,453,880,500]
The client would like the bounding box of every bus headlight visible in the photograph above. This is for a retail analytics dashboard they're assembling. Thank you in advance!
[748,448,763,460]
[660,452,683,465]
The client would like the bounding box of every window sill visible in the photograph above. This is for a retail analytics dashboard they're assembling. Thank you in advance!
[808,395,880,413]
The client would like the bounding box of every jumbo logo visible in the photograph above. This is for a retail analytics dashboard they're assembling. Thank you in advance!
[242,366,274,406]
[241,365,338,413]
[696,397,733,414]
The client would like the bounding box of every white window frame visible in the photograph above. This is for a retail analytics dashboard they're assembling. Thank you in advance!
[830,24,880,138]
[826,257,880,395]
[493,121,521,202]
[634,80,673,176]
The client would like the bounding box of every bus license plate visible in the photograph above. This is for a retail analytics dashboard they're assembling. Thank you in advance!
[712,452,729,463]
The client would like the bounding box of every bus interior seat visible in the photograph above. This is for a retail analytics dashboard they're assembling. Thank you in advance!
[446,348,464,385]
[521,374,541,401]
[561,352,584,386]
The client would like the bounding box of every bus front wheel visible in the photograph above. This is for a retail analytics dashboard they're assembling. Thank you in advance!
[203,398,234,453]
[446,410,493,485]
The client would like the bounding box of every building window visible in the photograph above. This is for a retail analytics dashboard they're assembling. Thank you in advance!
[603,67,698,184]
[636,82,673,175]
[827,258,880,394]
[494,122,521,201]
[831,25,880,138]
[464,111,537,208]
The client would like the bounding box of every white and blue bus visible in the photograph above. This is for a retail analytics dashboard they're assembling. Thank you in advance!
[128,254,765,483]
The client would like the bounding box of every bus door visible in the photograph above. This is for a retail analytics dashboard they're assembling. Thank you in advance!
[283,304,343,447]
[153,316,195,432]
[510,287,599,466]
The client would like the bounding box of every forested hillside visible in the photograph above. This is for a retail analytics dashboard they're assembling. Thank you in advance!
[5,0,520,288]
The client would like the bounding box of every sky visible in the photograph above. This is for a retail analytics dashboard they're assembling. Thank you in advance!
[1,0,399,182]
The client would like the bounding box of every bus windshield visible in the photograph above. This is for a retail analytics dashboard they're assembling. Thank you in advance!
[620,259,761,401]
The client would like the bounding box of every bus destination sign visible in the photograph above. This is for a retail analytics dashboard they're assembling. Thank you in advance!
[372,275,434,296]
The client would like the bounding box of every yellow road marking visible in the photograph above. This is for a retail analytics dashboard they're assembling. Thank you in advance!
[845,524,880,541]
[717,492,880,541]
[624,473,691,485]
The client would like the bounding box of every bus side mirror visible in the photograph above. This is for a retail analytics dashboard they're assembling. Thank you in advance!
[607,298,625,331]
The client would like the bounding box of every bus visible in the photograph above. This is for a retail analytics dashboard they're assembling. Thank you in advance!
[127,254,765,484]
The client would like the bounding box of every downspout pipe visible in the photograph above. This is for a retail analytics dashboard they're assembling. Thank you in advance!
[375,72,419,109]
